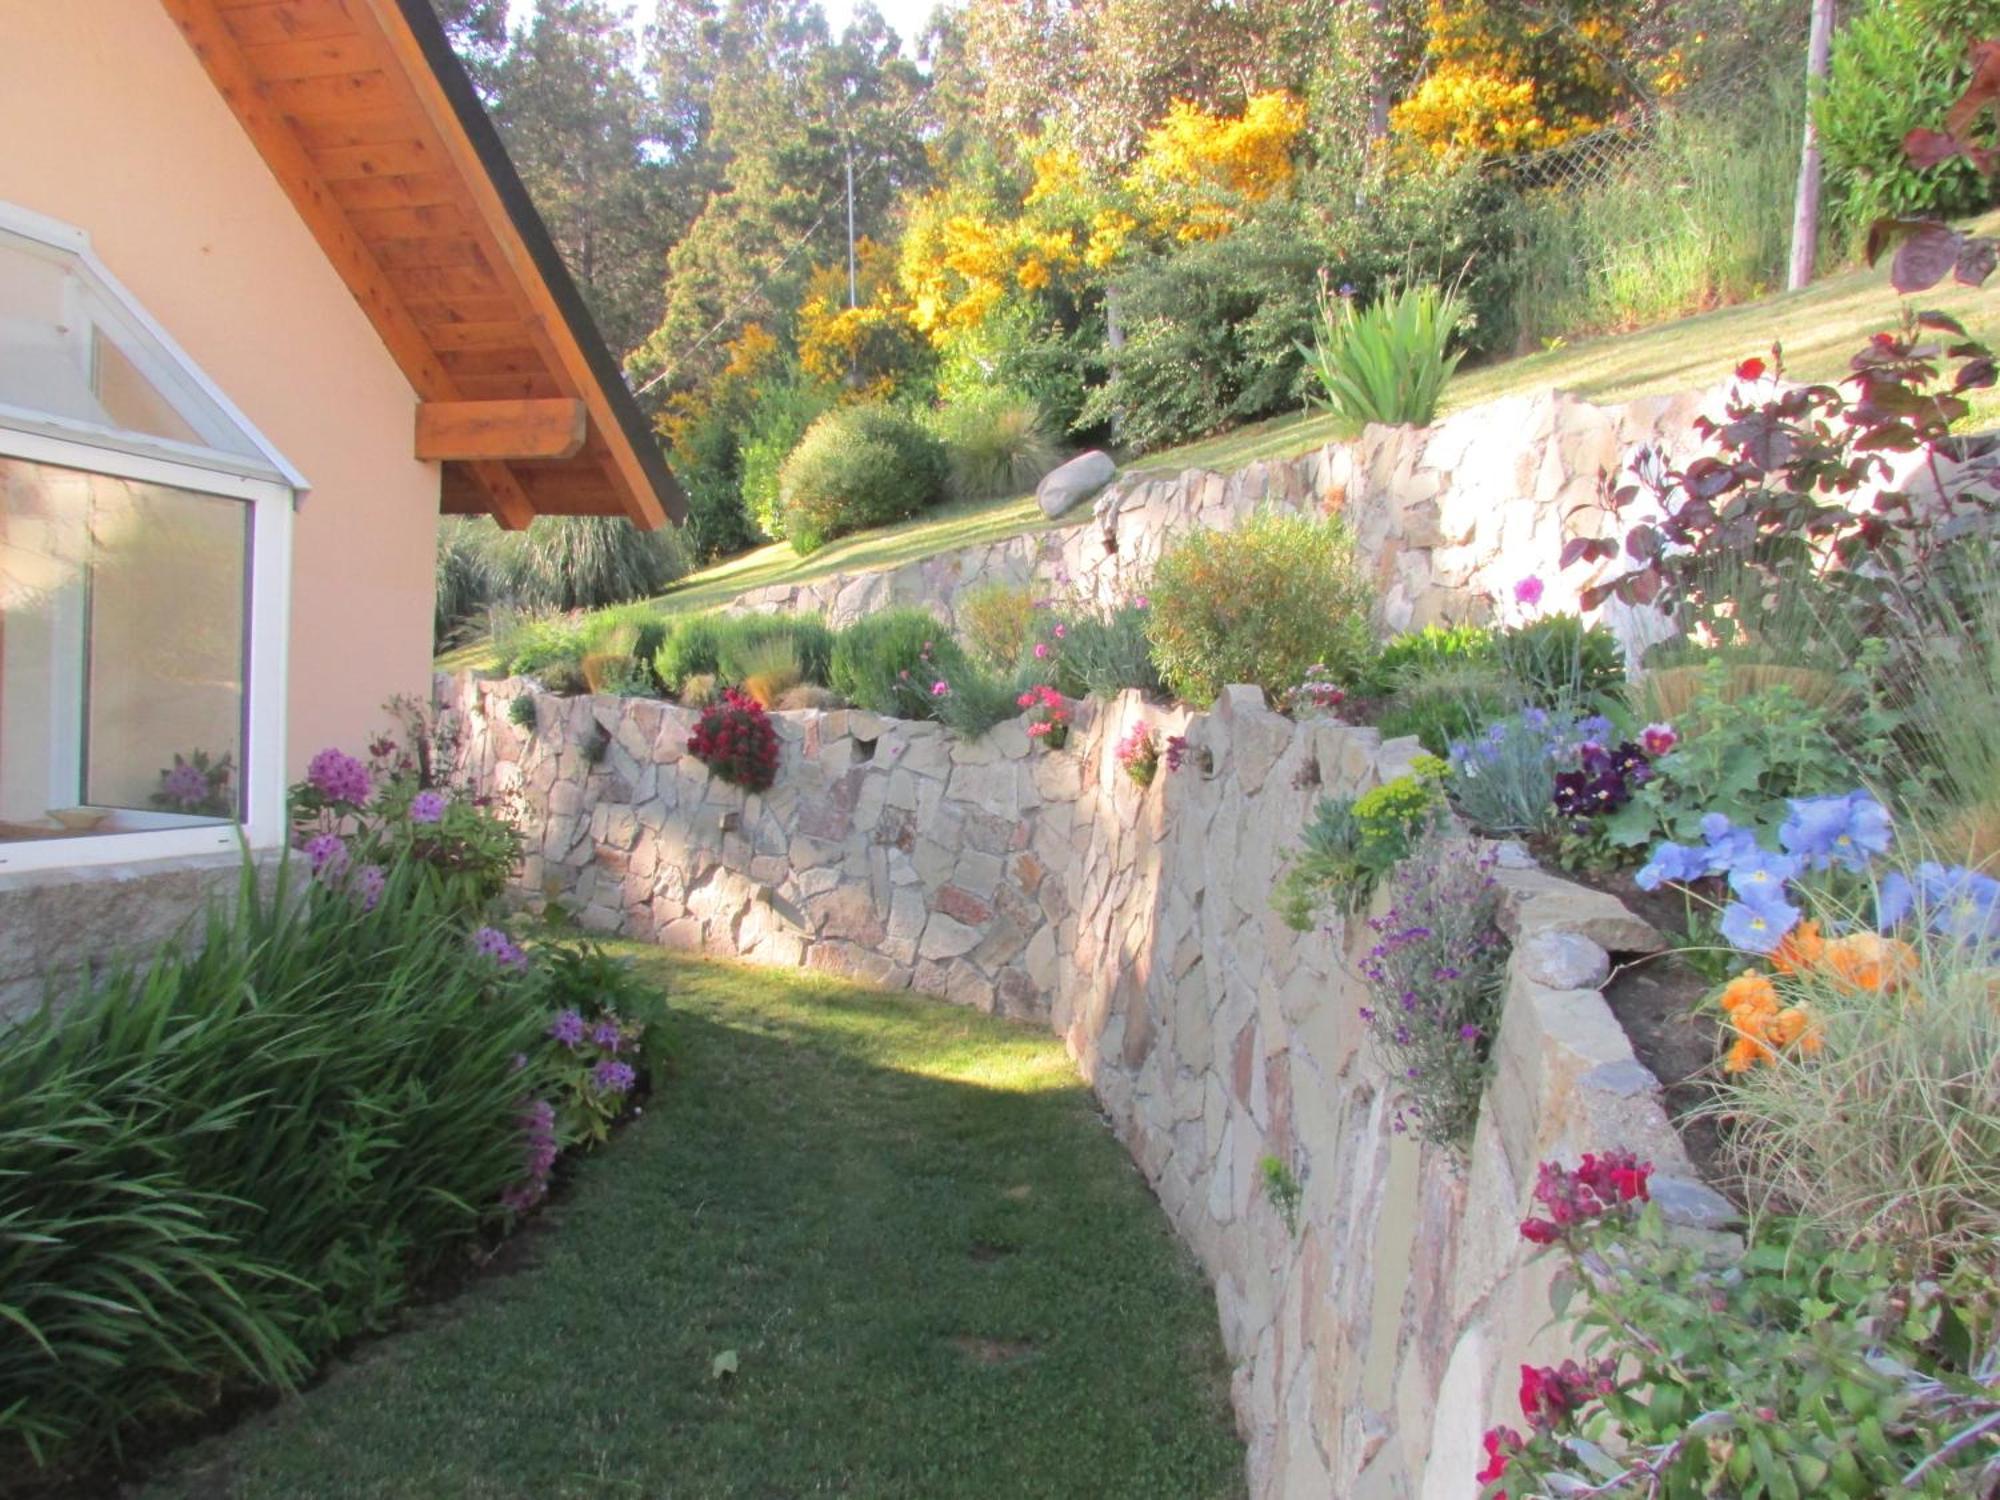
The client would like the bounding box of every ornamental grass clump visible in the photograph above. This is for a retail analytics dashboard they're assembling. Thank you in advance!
[687,688,781,792]
[1445,707,1583,835]
[1145,510,1374,708]
[1299,278,1464,430]
[1357,837,1509,1148]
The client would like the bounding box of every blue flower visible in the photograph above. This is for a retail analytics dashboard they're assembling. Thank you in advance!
[1877,870,1914,931]
[1719,889,1801,954]
[1917,862,2000,947]
[1780,792,1893,872]
[1577,715,1615,742]
[1698,814,1764,875]
[1635,841,1709,891]
[1726,849,1800,900]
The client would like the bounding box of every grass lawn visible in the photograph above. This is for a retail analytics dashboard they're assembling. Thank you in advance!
[441,232,2000,675]
[144,952,1244,1500]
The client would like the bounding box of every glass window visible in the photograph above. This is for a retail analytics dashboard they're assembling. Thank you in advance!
[0,454,247,841]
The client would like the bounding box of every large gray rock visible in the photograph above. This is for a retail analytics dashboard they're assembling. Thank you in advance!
[1036,449,1116,518]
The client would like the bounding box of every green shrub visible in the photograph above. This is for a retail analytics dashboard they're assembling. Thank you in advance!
[0,859,553,1468]
[1357,623,1497,697]
[653,612,835,696]
[493,610,588,679]
[828,607,968,719]
[1044,602,1164,700]
[1377,659,1518,757]
[778,404,949,554]
[932,668,1025,737]
[1275,763,1447,926]
[1493,614,1625,709]
[1300,280,1464,431]
[489,516,688,615]
[1145,511,1376,708]
[931,390,1062,501]
[957,582,1040,671]
[739,376,836,539]
[1078,210,1324,452]
[1818,0,2000,241]
[508,694,538,731]
[668,399,759,562]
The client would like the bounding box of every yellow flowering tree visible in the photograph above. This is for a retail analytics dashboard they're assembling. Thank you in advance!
[1125,90,1308,241]
[794,239,932,400]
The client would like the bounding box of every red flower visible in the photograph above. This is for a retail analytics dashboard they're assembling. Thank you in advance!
[1477,1426,1522,1494]
[1735,356,1766,382]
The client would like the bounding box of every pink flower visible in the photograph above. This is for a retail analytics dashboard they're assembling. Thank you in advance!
[1641,722,1677,757]
[1513,576,1544,608]
[1034,643,1050,659]
[931,680,951,697]
[1053,623,1067,639]
[1133,594,1149,610]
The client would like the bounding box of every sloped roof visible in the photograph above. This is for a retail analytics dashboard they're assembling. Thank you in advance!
[159,0,681,529]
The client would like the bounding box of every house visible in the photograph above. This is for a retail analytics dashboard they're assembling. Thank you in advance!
[0,0,680,1004]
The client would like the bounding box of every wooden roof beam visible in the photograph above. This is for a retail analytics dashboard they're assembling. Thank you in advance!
[416,398,585,461]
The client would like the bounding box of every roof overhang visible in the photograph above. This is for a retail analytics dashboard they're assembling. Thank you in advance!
[158,0,683,530]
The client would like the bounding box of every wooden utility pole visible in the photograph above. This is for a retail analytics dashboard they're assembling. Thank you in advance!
[1788,0,1837,291]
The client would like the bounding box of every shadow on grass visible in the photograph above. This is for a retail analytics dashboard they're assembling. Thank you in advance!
[144,955,1245,1500]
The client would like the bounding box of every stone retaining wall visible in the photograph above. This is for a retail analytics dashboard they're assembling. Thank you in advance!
[727,387,1720,643]
[442,671,1730,1499]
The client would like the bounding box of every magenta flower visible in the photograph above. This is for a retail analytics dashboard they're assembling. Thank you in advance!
[409,789,447,824]
[1053,623,1067,639]
[1034,642,1050,659]
[1513,576,1545,608]
[305,747,371,806]
[931,680,951,698]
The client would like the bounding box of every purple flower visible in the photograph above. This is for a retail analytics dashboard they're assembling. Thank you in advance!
[352,863,386,911]
[1719,890,1800,954]
[1780,792,1893,872]
[1635,841,1708,891]
[1358,1006,1376,1022]
[303,832,348,879]
[305,747,372,806]
[1459,1024,1482,1041]
[548,1009,586,1047]
[1640,723,1678,757]
[162,761,210,807]
[592,1059,637,1094]
[1513,576,1545,608]
[409,789,447,824]
[474,925,528,970]
[590,1019,623,1051]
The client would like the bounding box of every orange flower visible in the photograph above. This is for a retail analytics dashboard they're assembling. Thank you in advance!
[1822,933,1918,994]
[1770,921,1824,977]
[1725,1034,1774,1072]
[1719,972,1778,1021]
[1767,1006,1820,1052]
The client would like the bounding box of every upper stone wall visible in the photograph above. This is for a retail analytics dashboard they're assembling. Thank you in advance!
[439,672,1729,1499]
[725,387,1720,645]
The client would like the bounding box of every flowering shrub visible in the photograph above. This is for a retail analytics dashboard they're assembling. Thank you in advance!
[1275,760,1447,926]
[152,748,235,818]
[523,938,661,1171]
[1115,723,1160,786]
[687,688,780,793]
[289,721,520,912]
[1484,1152,1999,1499]
[1018,684,1070,748]
[1163,733,1209,775]
[1034,597,1162,700]
[1357,838,1509,1148]
[1278,661,1348,718]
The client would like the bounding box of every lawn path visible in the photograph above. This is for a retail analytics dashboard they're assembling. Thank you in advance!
[147,953,1244,1500]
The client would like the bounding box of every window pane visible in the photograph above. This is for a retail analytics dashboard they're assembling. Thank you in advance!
[0,454,246,841]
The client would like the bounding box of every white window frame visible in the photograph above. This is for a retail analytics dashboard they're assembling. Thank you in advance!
[0,203,301,875]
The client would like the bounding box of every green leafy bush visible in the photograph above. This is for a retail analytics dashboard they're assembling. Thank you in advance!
[1493,614,1624,709]
[493,610,589,679]
[1377,658,1518,756]
[778,404,949,555]
[828,607,968,720]
[1043,601,1165,700]
[957,582,1040,671]
[1300,280,1464,431]
[1145,511,1375,708]
[930,390,1062,501]
[739,375,836,540]
[0,859,553,1469]
[1275,763,1446,926]
[653,612,835,697]
[1357,623,1497,698]
[491,517,688,615]
[1817,0,2000,240]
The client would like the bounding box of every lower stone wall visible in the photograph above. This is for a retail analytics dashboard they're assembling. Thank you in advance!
[441,672,1727,1499]
[0,852,256,1020]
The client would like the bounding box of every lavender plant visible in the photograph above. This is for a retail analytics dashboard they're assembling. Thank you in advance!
[1444,707,1590,835]
[1358,837,1510,1150]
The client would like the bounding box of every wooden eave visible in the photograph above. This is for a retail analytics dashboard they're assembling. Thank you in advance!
[159,0,682,529]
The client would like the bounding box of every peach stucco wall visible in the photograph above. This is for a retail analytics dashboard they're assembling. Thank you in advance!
[0,0,440,775]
